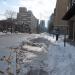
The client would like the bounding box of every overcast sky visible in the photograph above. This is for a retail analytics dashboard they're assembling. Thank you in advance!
[0,0,57,20]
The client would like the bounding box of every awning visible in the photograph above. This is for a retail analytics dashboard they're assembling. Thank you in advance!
[62,4,75,20]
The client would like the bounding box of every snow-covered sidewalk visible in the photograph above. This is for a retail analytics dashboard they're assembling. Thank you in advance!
[48,34,75,75]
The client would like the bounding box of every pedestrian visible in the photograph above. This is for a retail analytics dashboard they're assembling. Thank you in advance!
[55,28,59,41]
[56,32,59,41]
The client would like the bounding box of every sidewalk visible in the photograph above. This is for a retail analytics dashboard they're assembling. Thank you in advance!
[48,35,75,75]
[66,39,75,47]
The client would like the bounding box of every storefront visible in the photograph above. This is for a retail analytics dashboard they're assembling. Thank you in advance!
[62,4,75,41]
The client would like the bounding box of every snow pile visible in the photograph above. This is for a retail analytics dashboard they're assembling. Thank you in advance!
[16,33,51,75]
[12,32,75,75]
[0,32,6,36]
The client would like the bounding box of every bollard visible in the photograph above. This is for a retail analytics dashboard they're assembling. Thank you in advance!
[64,34,66,47]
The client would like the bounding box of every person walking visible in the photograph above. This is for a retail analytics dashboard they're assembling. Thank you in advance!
[56,32,59,41]
[56,28,59,41]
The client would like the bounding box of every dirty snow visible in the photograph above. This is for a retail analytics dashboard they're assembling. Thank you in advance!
[12,33,75,75]
[0,32,75,75]
[16,34,49,75]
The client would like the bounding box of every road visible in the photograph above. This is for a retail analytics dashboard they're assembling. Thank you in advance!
[0,33,32,75]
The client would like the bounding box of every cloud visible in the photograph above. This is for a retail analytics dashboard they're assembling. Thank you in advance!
[0,16,6,20]
[19,0,56,20]
[0,0,56,20]
[0,0,7,5]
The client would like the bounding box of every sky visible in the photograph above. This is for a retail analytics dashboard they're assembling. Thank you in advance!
[0,0,57,21]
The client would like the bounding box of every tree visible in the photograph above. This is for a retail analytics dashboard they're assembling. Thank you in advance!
[5,10,16,33]
[5,10,16,19]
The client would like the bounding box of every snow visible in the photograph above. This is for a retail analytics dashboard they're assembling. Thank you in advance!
[47,34,75,75]
[0,32,6,36]
[22,33,75,75]
[0,32,75,75]
[16,33,50,75]
[13,33,75,75]
[23,45,43,52]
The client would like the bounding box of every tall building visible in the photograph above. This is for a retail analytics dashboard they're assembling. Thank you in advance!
[63,0,75,41]
[17,7,38,33]
[39,20,45,32]
[54,0,69,33]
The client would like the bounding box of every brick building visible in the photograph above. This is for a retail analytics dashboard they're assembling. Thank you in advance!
[63,0,75,41]
[54,0,69,34]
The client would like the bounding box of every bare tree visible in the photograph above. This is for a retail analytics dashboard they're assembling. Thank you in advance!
[5,10,16,19]
[5,10,16,33]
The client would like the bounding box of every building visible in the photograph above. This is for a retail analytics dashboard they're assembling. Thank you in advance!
[54,0,69,34]
[29,11,39,33]
[39,20,45,32]
[0,18,16,33]
[48,13,54,33]
[0,7,39,33]
[63,0,75,41]
[17,7,38,33]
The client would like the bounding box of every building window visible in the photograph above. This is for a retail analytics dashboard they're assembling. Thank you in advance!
[71,0,75,6]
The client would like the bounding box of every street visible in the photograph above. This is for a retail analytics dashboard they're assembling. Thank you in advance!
[0,33,75,75]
